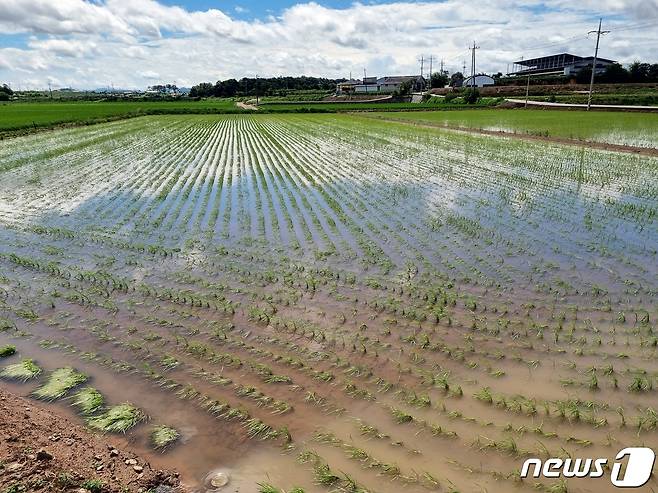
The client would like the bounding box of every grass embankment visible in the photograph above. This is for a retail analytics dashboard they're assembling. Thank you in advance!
[528,92,658,106]
[0,99,244,134]
[257,98,499,112]
[364,108,658,147]
[0,97,498,135]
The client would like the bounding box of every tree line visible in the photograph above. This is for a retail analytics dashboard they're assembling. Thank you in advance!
[0,84,13,101]
[575,61,658,84]
[190,76,343,98]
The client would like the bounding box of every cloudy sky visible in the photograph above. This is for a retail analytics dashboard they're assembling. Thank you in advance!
[0,0,657,90]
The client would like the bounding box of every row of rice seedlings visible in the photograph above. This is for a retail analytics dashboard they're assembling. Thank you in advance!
[474,387,610,428]
[297,450,369,492]
[32,367,88,401]
[0,358,41,381]
[387,405,459,440]
[313,431,431,485]
[234,384,293,414]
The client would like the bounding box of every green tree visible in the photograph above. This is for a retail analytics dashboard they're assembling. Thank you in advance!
[0,84,12,101]
[394,80,414,96]
[600,63,629,83]
[629,61,651,82]
[450,72,464,87]
[430,72,449,89]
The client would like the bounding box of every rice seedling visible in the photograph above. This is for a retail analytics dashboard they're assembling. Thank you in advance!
[88,403,146,433]
[0,345,16,357]
[151,424,181,451]
[314,463,340,486]
[0,358,42,382]
[33,367,88,401]
[71,387,104,415]
[390,407,414,424]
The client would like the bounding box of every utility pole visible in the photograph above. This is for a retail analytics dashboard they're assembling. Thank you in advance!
[418,55,424,81]
[427,55,436,91]
[255,74,259,106]
[440,59,445,75]
[525,74,530,108]
[587,18,610,111]
[48,81,52,99]
[469,41,480,88]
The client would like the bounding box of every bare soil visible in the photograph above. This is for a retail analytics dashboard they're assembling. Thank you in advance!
[0,387,184,493]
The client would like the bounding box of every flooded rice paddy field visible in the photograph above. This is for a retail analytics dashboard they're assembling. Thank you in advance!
[0,114,657,493]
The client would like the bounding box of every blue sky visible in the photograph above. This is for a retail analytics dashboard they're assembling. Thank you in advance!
[159,0,403,19]
[0,0,655,89]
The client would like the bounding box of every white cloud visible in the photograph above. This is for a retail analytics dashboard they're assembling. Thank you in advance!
[0,0,656,89]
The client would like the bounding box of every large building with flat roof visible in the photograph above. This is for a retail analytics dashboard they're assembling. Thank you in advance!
[508,53,616,77]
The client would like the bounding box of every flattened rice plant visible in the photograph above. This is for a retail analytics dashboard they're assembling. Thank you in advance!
[151,424,180,451]
[88,403,146,433]
[71,387,104,415]
[33,367,88,400]
[0,358,41,381]
[0,345,16,357]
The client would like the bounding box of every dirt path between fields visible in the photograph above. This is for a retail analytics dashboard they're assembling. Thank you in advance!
[0,387,185,493]
[363,115,658,157]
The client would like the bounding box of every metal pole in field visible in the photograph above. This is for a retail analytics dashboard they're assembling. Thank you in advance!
[525,74,530,108]
[587,18,610,111]
[469,41,479,88]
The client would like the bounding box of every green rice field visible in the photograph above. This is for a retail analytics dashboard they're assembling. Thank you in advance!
[366,108,658,147]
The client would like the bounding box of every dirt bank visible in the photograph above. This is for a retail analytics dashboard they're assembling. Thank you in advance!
[0,387,184,493]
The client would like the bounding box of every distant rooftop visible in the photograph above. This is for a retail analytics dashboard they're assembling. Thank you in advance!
[509,53,616,76]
